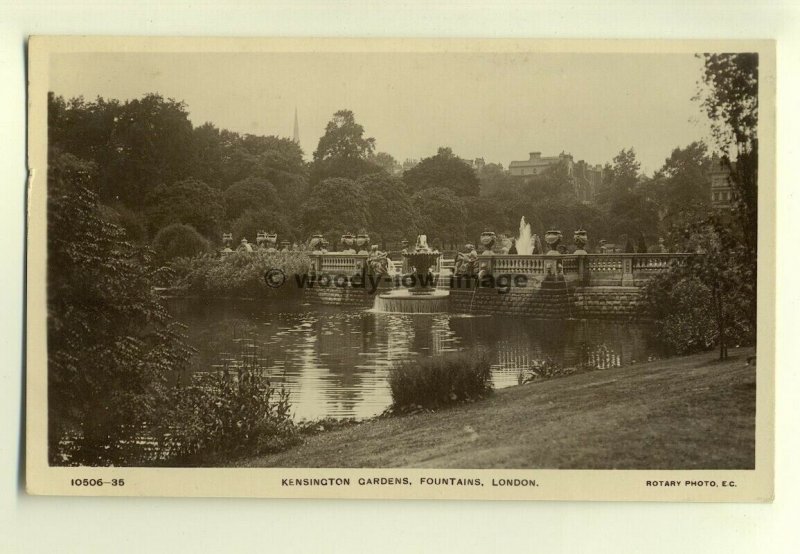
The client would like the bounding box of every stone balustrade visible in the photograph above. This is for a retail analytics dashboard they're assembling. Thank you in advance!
[314,252,692,287]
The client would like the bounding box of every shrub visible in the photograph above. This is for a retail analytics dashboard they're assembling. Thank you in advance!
[517,356,575,384]
[167,370,300,464]
[170,249,312,297]
[153,223,210,263]
[389,350,493,410]
[644,273,736,355]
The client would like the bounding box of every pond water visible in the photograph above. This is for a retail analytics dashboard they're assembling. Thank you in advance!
[167,298,663,421]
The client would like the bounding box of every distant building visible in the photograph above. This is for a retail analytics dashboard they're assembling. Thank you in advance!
[467,157,486,171]
[509,151,602,203]
[509,151,575,178]
[709,155,735,209]
[574,160,604,203]
[401,158,419,173]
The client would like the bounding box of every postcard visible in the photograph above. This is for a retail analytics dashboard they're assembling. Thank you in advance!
[26,37,775,500]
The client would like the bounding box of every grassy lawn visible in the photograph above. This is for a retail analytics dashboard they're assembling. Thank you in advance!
[237,347,756,469]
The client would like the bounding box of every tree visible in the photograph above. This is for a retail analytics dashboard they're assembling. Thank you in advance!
[299,177,369,242]
[223,176,281,221]
[646,219,755,360]
[153,223,210,263]
[98,203,149,244]
[608,147,641,196]
[652,141,712,235]
[145,178,225,239]
[100,94,195,207]
[461,196,510,243]
[402,147,481,197]
[231,208,293,244]
[310,110,383,185]
[369,151,398,174]
[477,162,514,197]
[47,152,193,465]
[358,172,417,247]
[313,110,376,162]
[696,53,758,265]
[599,148,660,243]
[190,122,227,188]
[411,187,467,247]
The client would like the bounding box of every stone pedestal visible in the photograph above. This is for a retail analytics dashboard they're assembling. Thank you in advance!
[621,257,634,286]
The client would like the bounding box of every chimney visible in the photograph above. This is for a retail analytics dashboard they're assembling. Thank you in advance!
[529,152,541,160]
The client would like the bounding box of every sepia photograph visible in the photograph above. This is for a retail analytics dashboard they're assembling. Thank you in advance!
[25,37,775,500]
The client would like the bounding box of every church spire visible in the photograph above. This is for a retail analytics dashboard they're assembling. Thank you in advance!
[293,107,300,143]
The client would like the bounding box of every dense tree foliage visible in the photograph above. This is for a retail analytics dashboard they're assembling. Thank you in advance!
[476,162,516,196]
[49,93,196,207]
[48,93,307,249]
[368,151,398,174]
[311,110,383,185]
[145,178,225,239]
[47,152,194,465]
[231,208,293,244]
[403,147,481,197]
[411,187,468,246]
[153,223,210,263]
[358,172,417,247]
[652,142,712,233]
[696,53,758,261]
[223,176,281,221]
[300,177,369,241]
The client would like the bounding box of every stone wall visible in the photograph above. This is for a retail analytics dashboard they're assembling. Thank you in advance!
[449,287,572,318]
[448,285,646,319]
[570,286,644,319]
[304,282,648,319]
[304,286,374,307]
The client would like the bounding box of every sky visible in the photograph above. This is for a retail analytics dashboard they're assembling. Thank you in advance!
[49,51,713,174]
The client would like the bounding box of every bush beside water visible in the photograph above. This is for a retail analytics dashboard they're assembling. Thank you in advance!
[169,249,312,296]
[389,351,493,410]
[167,370,300,465]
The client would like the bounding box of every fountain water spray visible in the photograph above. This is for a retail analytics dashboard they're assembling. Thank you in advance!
[517,216,533,255]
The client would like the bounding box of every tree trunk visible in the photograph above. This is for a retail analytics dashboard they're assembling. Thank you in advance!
[715,285,727,360]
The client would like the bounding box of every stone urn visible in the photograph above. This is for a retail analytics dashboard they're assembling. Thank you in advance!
[280,240,290,252]
[355,233,370,254]
[309,234,324,252]
[544,229,563,255]
[403,234,441,295]
[479,231,496,254]
[222,233,233,248]
[341,233,355,252]
[400,239,410,251]
[573,229,588,254]
[320,238,330,252]
[256,230,267,247]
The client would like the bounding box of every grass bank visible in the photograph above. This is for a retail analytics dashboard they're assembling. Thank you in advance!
[237,347,756,469]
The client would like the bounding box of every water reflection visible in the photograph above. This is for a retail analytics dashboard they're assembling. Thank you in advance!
[168,298,661,421]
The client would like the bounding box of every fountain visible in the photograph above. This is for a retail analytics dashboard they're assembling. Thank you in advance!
[372,235,450,313]
[516,216,533,255]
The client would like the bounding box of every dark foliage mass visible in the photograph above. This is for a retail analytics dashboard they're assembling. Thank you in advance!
[48,93,709,253]
[389,351,493,410]
[167,370,300,465]
[47,152,195,465]
[403,147,481,197]
[153,223,210,263]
